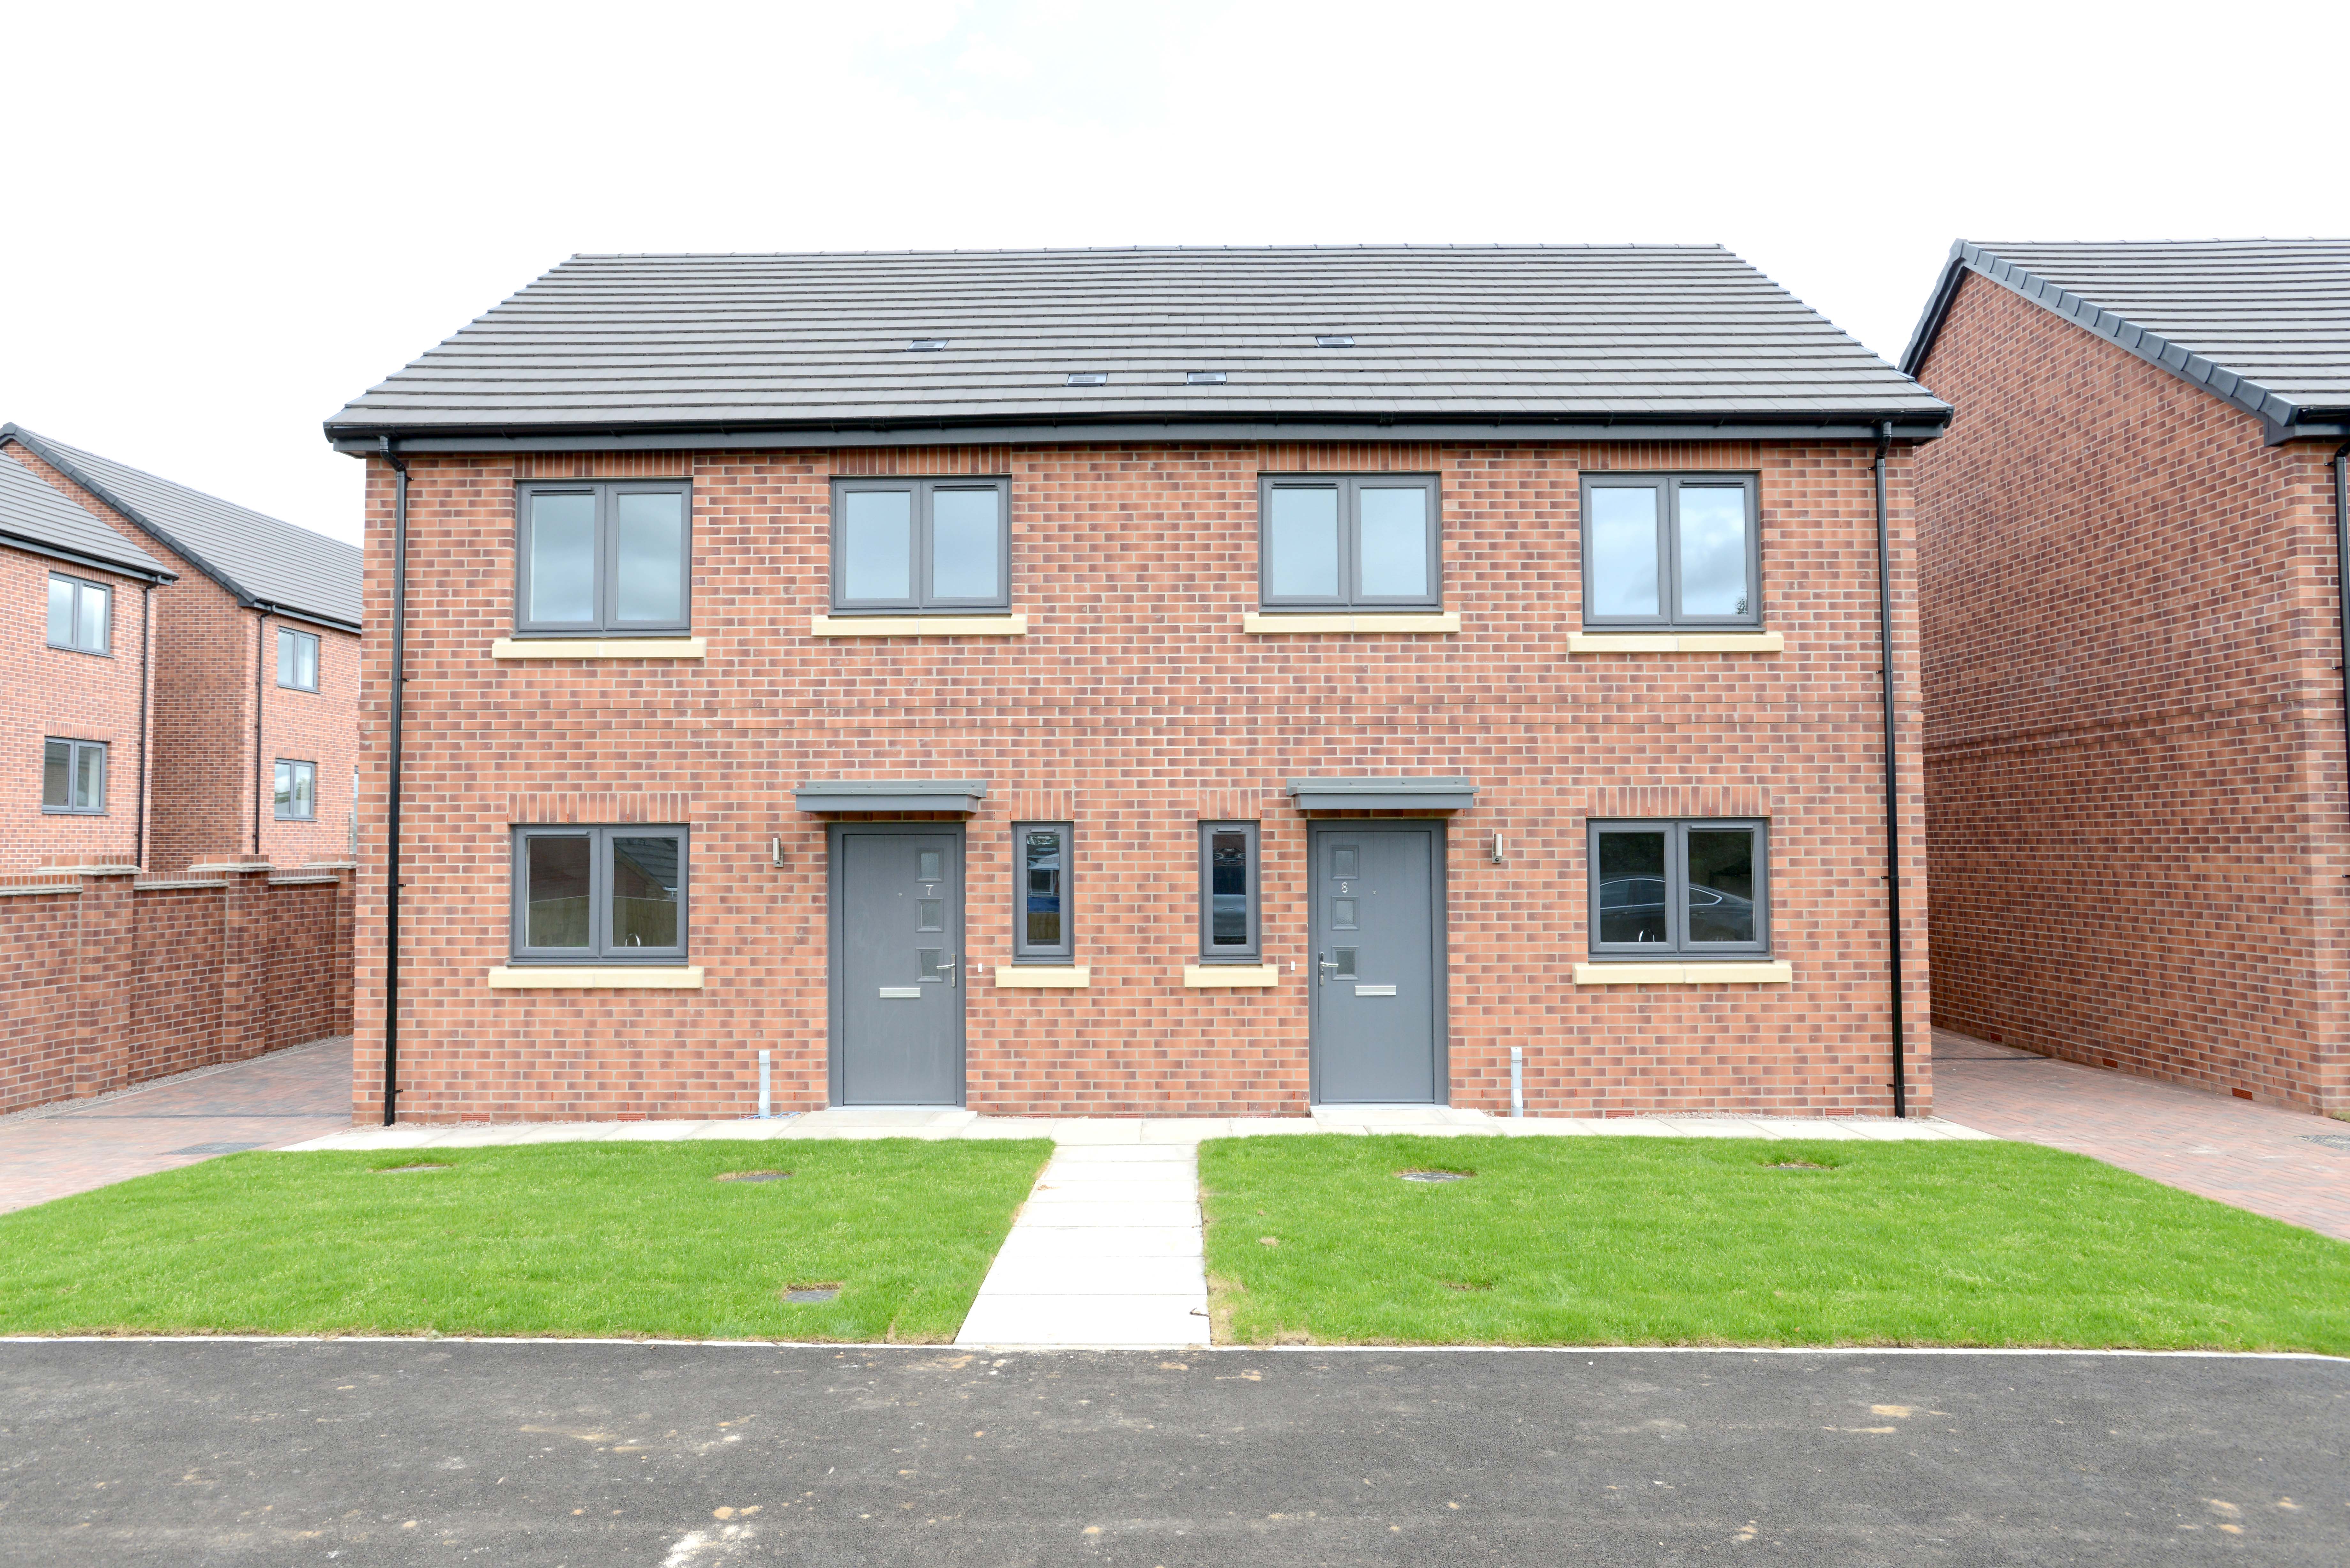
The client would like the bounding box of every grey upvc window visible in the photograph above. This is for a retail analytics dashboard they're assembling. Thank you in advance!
[274,759,317,820]
[277,626,320,691]
[1258,474,1441,610]
[830,477,1012,613]
[1197,821,1262,961]
[42,738,106,813]
[47,574,110,654]
[1581,474,1761,628]
[1587,819,1769,959]
[510,825,689,963]
[514,481,692,635]
[1012,822,1074,961]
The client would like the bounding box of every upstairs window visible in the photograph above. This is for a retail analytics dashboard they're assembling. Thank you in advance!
[1258,475,1441,610]
[515,481,691,635]
[1588,819,1769,958]
[1582,474,1760,628]
[511,825,689,963]
[1197,821,1262,961]
[830,478,1011,613]
[1013,823,1074,961]
[42,738,106,813]
[47,574,110,654]
[277,626,320,691]
[274,759,317,820]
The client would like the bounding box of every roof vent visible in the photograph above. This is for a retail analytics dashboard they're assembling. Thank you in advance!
[1187,371,1228,385]
[1315,335,1355,348]
[907,339,948,352]
[1065,372,1108,387]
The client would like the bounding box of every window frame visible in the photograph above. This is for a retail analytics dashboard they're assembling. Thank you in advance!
[1586,818,1770,959]
[509,825,691,965]
[512,479,694,636]
[41,737,107,814]
[1256,473,1443,611]
[1196,820,1263,963]
[276,626,320,691]
[47,573,111,656]
[1011,821,1075,963]
[828,476,1013,614]
[1579,472,1762,629]
[274,758,317,820]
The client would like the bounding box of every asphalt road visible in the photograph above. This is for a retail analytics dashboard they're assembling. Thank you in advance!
[1,1342,2343,1565]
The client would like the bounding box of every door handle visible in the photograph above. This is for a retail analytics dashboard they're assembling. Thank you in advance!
[1316,953,1336,986]
[938,954,957,988]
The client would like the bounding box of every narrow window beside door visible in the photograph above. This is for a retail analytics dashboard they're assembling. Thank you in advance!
[1013,822,1074,961]
[276,626,320,690]
[274,759,316,820]
[42,738,106,813]
[510,825,689,962]
[1198,821,1262,961]
[1581,474,1761,628]
[831,477,1012,612]
[1587,819,1769,958]
[47,574,110,655]
[514,481,691,635]
[1258,474,1441,610]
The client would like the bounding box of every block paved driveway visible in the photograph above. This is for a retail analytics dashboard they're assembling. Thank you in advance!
[1933,1027,2350,1242]
[0,1037,352,1215]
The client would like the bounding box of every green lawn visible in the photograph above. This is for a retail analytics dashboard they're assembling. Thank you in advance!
[0,1140,1051,1342]
[1199,1135,2350,1353]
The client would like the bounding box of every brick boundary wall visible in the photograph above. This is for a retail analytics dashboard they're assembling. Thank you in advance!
[0,860,355,1117]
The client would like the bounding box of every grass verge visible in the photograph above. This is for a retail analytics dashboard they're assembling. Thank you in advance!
[0,1139,1051,1342]
[1200,1135,2350,1352]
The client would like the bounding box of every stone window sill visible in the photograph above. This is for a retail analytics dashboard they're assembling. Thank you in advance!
[1567,630,1782,654]
[488,966,705,989]
[1242,612,1461,635]
[1183,963,1280,988]
[1572,961,1793,986]
[491,638,707,660]
[811,614,1028,638]
[996,965,1089,988]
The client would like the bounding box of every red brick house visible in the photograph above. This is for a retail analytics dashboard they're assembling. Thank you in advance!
[1903,239,2350,1114]
[325,245,1949,1123]
[1,426,363,875]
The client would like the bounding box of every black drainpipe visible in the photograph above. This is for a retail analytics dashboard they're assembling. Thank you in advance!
[382,438,411,1126]
[136,584,151,868]
[253,614,266,855]
[2335,445,2350,785]
[1876,422,1908,1118]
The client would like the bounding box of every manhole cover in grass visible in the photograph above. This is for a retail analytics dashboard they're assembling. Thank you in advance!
[716,1170,790,1182]
[2303,1135,2350,1154]
[1768,1160,1833,1170]
[371,1163,453,1174]
[1398,1169,1471,1183]
[166,1142,265,1157]
[782,1286,840,1304]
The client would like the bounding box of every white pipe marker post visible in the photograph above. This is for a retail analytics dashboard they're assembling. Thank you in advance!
[1510,1045,1525,1119]
[758,1049,772,1119]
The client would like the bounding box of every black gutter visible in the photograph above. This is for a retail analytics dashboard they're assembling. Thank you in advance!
[136,584,150,869]
[0,526,176,584]
[382,438,408,1127]
[1875,422,1908,1119]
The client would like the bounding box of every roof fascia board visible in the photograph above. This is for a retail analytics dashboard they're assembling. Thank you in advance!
[332,415,1951,456]
[0,426,263,611]
[2264,415,2350,446]
[1899,242,2309,428]
[0,525,177,584]
[251,599,361,635]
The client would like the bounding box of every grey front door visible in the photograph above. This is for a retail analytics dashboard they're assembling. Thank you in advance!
[1310,822,1444,1104]
[831,824,964,1106]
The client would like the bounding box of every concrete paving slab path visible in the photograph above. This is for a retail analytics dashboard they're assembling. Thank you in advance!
[0,1037,353,1215]
[1933,1027,2350,1241]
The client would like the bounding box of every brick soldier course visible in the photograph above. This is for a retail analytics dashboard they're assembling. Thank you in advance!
[1905,241,2350,1115]
[328,246,1949,1123]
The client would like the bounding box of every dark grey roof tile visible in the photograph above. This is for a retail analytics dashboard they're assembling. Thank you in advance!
[0,449,172,580]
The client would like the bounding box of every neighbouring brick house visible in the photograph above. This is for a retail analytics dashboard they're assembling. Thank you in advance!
[0,426,363,874]
[1903,239,2350,1114]
[326,246,1948,1123]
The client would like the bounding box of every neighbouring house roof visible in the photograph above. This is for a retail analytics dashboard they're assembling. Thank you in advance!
[0,447,174,583]
[1901,239,2350,440]
[324,245,1950,454]
[1,425,361,630]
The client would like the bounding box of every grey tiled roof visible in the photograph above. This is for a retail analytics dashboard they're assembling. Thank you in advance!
[1,425,361,629]
[1902,239,2350,430]
[326,246,1948,446]
[0,447,172,580]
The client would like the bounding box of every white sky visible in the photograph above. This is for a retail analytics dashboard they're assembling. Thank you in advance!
[3,0,2341,547]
